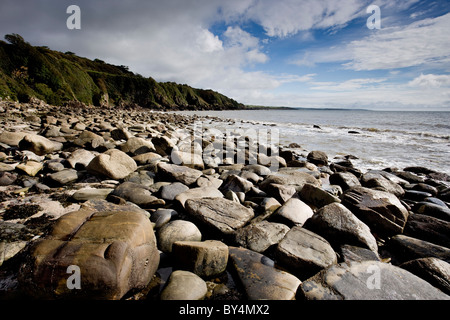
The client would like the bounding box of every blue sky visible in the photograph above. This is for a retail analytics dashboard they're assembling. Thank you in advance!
[1,0,449,110]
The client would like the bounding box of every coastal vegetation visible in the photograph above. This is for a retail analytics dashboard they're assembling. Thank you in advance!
[0,34,244,110]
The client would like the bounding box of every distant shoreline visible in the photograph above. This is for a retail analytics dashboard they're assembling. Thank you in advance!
[244,105,450,112]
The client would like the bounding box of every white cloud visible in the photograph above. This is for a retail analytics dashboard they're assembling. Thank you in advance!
[344,13,450,71]
[289,12,450,72]
[241,0,367,37]
[222,26,268,64]
[196,29,223,53]
[408,74,450,88]
[310,78,387,91]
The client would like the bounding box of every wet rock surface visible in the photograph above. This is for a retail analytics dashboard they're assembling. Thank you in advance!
[0,100,449,300]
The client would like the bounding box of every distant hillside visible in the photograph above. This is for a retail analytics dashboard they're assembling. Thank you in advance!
[0,34,244,110]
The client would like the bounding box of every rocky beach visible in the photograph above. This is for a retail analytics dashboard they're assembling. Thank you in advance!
[0,99,449,301]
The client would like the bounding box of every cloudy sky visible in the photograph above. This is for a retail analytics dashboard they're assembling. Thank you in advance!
[1,0,449,110]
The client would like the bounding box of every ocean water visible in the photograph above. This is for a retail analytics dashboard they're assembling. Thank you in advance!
[175,109,450,175]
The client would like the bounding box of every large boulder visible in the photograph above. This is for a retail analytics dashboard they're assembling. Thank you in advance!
[185,197,254,236]
[157,162,203,186]
[271,197,314,227]
[342,186,409,237]
[305,202,378,253]
[151,135,176,157]
[67,149,96,169]
[175,187,224,207]
[18,134,63,156]
[361,171,405,197]
[299,183,341,209]
[220,174,254,194]
[275,226,337,279]
[157,220,202,253]
[403,214,450,249]
[228,246,301,300]
[307,150,328,166]
[87,149,137,180]
[160,270,207,300]
[233,220,290,253]
[111,181,163,207]
[170,150,204,170]
[414,202,450,222]
[329,172,361,191]
[48,169,79,186]
[260,171,320,193]
[0,131,28,147]
[388,234,450,264]
[160,182,189,201]
[119,137,156,156]
[18,209,160,299]
[73,130,105,150]
[172,240,228,277]
[16,161,43,177]
[400,257,450,295]
[298,260,450,300]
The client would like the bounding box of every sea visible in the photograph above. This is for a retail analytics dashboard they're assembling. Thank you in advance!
[174,109,450,176]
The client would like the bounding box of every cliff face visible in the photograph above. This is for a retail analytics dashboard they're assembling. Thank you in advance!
[0,34,244,110]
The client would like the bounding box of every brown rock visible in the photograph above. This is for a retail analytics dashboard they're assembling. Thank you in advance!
[18,209,160,299]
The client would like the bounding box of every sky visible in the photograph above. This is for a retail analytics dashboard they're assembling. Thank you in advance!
[1,0,449,110]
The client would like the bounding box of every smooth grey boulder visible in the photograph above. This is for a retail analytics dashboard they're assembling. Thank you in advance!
[228,246,301,300]
[119,137,155,156]
[361,171,405,197]
[220,174,253,194]
[185,197,254,235]
[389,234,450,264]
[342,186,409,237]
[160,182,189,201]
[172,240,228,277]
[111,181,163,207]
[403,214,450,249]
[157,162,203,186]
[0,131,28,147]
[400,257,450,295]
[298,260,450,300]
[67,149,96,169]
[175,187,223,207]
[233,220,290,253]
[329,172,361,191]
[18,134,63,156]
[275,226,337,279]
[271,198,314,227]
[160,270,207,300]
[305,202,378,253]
[262,183,296,204]
[73,130,105,150]
[170,150,204,170]
[307,150,328,166]
[72,188,114,201]
[49,169,79,185]
[157,220,202,253]
[414,202,450,222]
[150,208,177,228]
[87,149,137,180]
[339,244,381,263]
[299,183,341,209]
[260,171,321,193]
